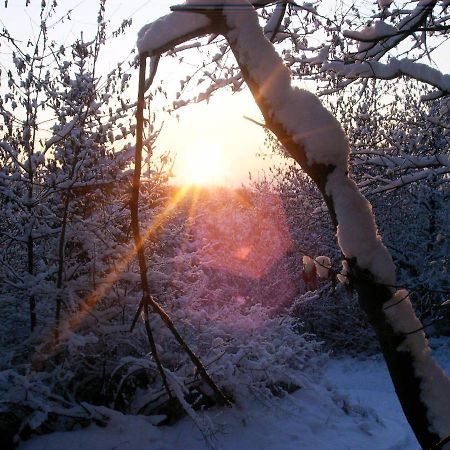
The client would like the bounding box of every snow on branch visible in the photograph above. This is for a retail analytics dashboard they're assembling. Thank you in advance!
[324,59,450,98]
[264,2,287,41]
[384,290,450,441]
[365,166,450,194]
[347,1,438,61]
[220,1,398,286]
[137,1,450,446]
[137,1,291,57]
[137,0,395,285]
[301,0,450,97]
[137,10,212,56]
[356,153,450,170]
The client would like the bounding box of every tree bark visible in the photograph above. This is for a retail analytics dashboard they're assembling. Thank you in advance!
[136,3,450,447]
[217,11,448,449]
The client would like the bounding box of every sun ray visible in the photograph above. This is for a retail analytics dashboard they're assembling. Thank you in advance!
[65,185,192,334]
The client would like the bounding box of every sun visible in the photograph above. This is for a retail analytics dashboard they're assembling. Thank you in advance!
[176,139,227,186]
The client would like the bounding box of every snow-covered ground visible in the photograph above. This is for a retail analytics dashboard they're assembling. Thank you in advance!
[19,339,450,450]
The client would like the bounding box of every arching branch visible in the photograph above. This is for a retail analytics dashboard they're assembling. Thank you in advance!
[137,1,450,448]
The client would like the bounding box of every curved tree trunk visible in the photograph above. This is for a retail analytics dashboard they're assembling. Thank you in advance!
[136,2,450,448]
[218,10,450,449]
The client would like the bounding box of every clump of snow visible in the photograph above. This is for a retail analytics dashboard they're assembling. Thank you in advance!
[301,45,330,65]
[326,170,396,286]
[137,11,210,56]
[324,58,450,95]
[344,21,399,54]
[46,118,77,148]
[63,330,99,350]
[224,6,349,170]
[344,21,398,41]
[264,2,286,41]
[314,256,331,279]
[384,290,450,440]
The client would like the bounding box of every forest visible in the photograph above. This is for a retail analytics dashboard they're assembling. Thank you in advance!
[0,1,449,449]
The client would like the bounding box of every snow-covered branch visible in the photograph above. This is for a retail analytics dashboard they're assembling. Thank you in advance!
[137,9,213,57]
[364,166,450,194]
[138,2,450,447]
[355,153,450,170]
[325,59,450,98]
[347,1,438,61]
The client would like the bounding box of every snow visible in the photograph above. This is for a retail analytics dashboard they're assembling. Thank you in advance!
[134,4,450,447]
[384,291,450,440]
[368,166,450,194]
[343,21,398,54]
[326,170,396,286]
[301,45,330,65]
[263,3,286,40]
[315,255,331,279]
[137,11,211,56]
[222,1,349,171]
[339,1,438,62]
[20,346,450,450]
[45,118,77,148]
[137,0,397,287]
[137,0,349,169]
[360,154,450,170]
[210,0,395,285]
[324,59,450,95]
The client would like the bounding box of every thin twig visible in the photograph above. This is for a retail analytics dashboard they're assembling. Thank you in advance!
[429,434,450,450]
[131,54,172,400]
[131,54,231,407]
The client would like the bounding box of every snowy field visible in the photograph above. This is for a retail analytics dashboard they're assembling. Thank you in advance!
[19,339,450,450]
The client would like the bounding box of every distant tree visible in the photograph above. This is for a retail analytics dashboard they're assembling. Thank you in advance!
[0,1,137,336]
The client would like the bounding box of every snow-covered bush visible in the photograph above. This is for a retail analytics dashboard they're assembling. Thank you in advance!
[138,187,326,402]
[291,284,379,356]
[0,184,326,445]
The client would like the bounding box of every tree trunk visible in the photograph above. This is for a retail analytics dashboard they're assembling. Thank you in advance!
[136,3,450,447]
[54,192,71,342]
[215,9,450,450]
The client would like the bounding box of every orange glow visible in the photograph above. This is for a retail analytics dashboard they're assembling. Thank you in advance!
[67,185,191,333]
[175,140,227,186]
[62,185,294,340]
[235,246,252,260]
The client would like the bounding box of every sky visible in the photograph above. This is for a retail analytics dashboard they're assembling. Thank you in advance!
[1,0,449,186]
[1,0,283,186]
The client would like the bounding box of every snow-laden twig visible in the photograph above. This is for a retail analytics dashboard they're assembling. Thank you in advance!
[365,166,450,194]
[324,59,450,98]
